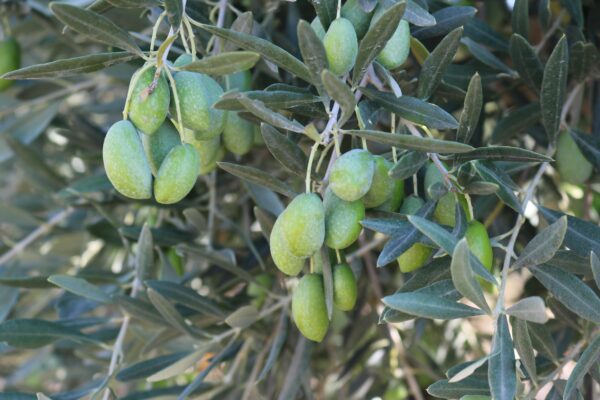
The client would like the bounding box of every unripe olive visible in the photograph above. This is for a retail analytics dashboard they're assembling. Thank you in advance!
[323,18,358,76]
[225,70,252,92]
[556,130,593,185]
[396,196,432,272]
[465,220,493,271]
[269,216,307,276]
[371,9,410,70]
[341,0,374,39]
[222,112,254,155]
[376,178,405,212]
[154,143,200,204]
[324,188,365,250]
[173,54,193,68]
[171,71,226,139]
[363,156,395,208]
[128,67,170,135]
[310,17,326,40]
[425,163,469,227]
[142,120,181,176]
[102,120,152,199]
[182,128,223,175]
[292,274,329,342]
[279,193,325,257]
[0,37,20,91]
[329,149,375,201]
[333,263,358,311]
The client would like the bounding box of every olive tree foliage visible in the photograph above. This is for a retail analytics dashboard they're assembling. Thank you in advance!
[0,0,600,398]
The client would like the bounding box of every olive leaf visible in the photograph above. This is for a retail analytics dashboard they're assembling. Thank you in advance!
[297,20,329,101]
[47,275,112,304]
[490,102,541,144]
[461,38,515,76]
[215,90,321,111]
[512,0,529,38]
[506,296,548,323]
[0,319,102,348]
[427,377,490,398]
[453,146,552,163]
[456,73,482,143]
[344,129,473,153]
[412,6,477,40]
[404,0,436,26]
[321,70,356,126]
[564,335,600,399]
[538,207,600,257]
[510,317,537,383]
[450,239,491,314]
[568,129,600,169]
[509,34,544,92]
[178,52,260,75]
[261,124,309,177]
[464,18,508,52]
[540,35,568,145]
[591,252,600,290]
[512,216,567,269]
[164,0,182,28]
[309,0,336,30]
[382,292,484,320]
[488,316,517,400]
[389,151,429,179]
[473,161,522,213]
[223,12,254,52]
[218,162,298,198]
[237,96,305,134]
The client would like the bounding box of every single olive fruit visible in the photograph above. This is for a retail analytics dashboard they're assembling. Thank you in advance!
[425,163,469,227]
[465,220,493,271]
[292,274,329,342]
[333,263,358,311]
[0,37,20,91]
[556,130,593,185]
[270,216,306,276]
[310,17,326,40]
[341,0,374,39]
[370,8,410,70]
[323,18,358,76]
[128,67,170,135]
[171,71,226,139]
[154,143,200,204]
[279,193,325,257]
[225,70,252,92]
[103,120,152,199]
[141,120,181,176]
[363,156,395,208]
[329,149,376,201]
[247,273,273,309]
[182,128,223,175]
[222,112,254,155]
[376,178,405,212]
[324,188,365,250]
[396,196,432,272]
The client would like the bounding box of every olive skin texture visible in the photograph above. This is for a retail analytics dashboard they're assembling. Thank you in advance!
[128,68,170,135]
[103,120,153,200]
[171,71,226,140]
[173,54,192,67]
[333,264,358,311]
[370,9,410,69]
[396,196,432,272]
[323,18,358,76]
[141,120,181,176]
[311,17,326,40]
[376,178,405,212]
[181,127,223,175]
[279,193,325,257]
[154,143,200,204]
[0,37,20,91]
[269,216,306,276]
[425,163,469,227]
[292,274,329,342]
[324,188,365,250]
[222,112,254,155]
[341,0,374,39]
[225,70,252,92]
[465,220,493,271]
[329,149,376,202]
[363,156,395,208]
[556,131,593,185]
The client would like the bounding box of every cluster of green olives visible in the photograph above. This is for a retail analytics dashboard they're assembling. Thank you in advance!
[103,55,259,204]
[311,0,411,75]
[0,36,21,91]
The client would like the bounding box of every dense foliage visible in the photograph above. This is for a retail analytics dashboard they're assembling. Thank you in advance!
[1,0,600,399]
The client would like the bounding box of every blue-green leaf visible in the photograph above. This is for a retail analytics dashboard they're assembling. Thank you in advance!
[488,316,516,400]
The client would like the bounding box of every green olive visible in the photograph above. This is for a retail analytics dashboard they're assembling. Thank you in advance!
[324,188,365,250]
[341,0,374,39]
[363,156,395,208]
[269,215,306,276]
[333,263,358,311]
[310,17,326,40]
[370,9,410,69]
[141,120,181,176]
[292,274,329,342]
[0,37,20,91]
[425,163,469,227]
[465,220,493,271]
[323,18,358,76]
[329,149,375,201]
[396,196,432,272]
[181,128,223,175]
[173,54,193,68]
[154,143,200,204]
[171,71,226,139]
[279,193,325,257]
[376,178,405,212]
[102,120,152,199]
[128,67,170,135]
[556,130,593,185]
[225,70,252,92]
[222,112,254,155]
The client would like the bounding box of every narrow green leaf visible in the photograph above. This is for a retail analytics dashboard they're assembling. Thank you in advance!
[506,297,548,323]
[453,146,552,163]
[147,346,211,382]
[48,275,112,304]
[352,1,407,86]
[0,276,55,289]
[198,24,312,83]
[512,0,529,38]
[404,1,436,27]
[237,96,304,133]
[558,0,583,26]
[389,151,429,179]
[344,129,473,153]
[114,295,167,325]
[473,161,522,213]
[530,265,600,323]
[510,317,537,383]
[488,315,516,400]
[564,335,600,399]
[591,252,600,290]
[257,311,288,382]
[527,321,558,362]
[297,20,328,101]
[451,239,491,314]
[509,34,543,92]
[568,129,600,169]
[50,3,143,56]
[462,38,515,75]
[218,162,298,198]
[457,73,483,143]
[382,292,484,320]
[417,27,463,100]
[0,319,101,348]
[144,280,225,318]
[261,124,308,177]
[225,305,258,328]
[539,207,600,257]
[512,216,567,269]
[412,6,477,40]
[360,88,459,129]
[309,0,336,30]
[320,247,334,320]
[540,35,568,144]
[179,51,260,75]
[428,377,490,397]
[135,223,154,282]
[215,90,321,111]
[321,70,356,126]
[464,19,508,52]
[448,356,490,383]
[570,42,600,82]
[116,352,188,382]
[491,102,541,144]
[147,289,205,338]
[223,12,254,52]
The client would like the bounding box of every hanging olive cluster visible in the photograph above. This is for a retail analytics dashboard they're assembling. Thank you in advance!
[102,55,259,204]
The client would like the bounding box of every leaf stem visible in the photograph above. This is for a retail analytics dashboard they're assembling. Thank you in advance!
[306,142,320,193]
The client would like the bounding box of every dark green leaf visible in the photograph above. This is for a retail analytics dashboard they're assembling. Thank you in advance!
[360,88,459,129]
[530,264,600,323]
[0,319,101,348]
[114,295,167,325]
[540,35,568,145]
[427,377,490,397]
[464,18,509,52]
[448,357,489,383]
[0,276,55,289]
[135,223,154,282]
[404,1,436,27]
[352,1,407,86]
[539,207,600,257]
[570,42,600,82]
[50,3,143,56]
[225,305,258,328]
[309,0,336,30]
[512,216,566,269]
[382,292,484,319]
[512,0,529,38]
[506,297,548,323]
[215,90,321,111]
[558,0,583,26]
[527,321,557,362]
[461,38,515,75]
[345,129,473,153]
[473,161,522,213]
[237,96,305,134]
[179,52,260,75]
[223,12,254,52]
[509,34,543,92]
[488,316,516,400]
[321,70,356,126]
[456,73,483,143]
[564,334,600,399]
[491,102,541,144]
[47,275,112,304]
[218,162,298,198]
[417,27,463,100]
[591,252,600,290]
[297,20,328,101]
[389,151,429,179]
[412,6,477,40]
[257,311,288,382]
[453,146,552,163]
[568,129,600,169]
[147,288,205,338]
[451,239,491,314]
[510,317,537,383]
[145,280,225,318]
[116,352,188,382]
[164,0,182,28]
[261,124,308,177]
